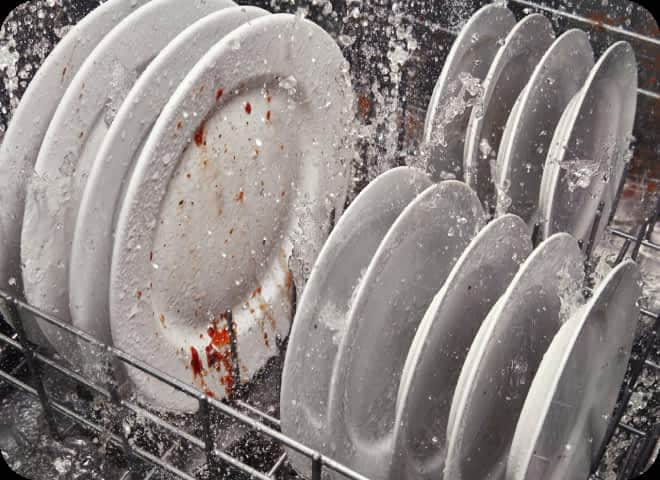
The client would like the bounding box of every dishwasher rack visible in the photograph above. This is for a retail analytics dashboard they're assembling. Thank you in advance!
[1,0,659,479]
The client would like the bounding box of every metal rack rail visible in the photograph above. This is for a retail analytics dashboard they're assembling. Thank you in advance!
[1,1,659,479]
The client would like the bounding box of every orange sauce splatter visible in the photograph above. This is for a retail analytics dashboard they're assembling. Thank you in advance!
[216,88,224,100]
[194,121,206,146]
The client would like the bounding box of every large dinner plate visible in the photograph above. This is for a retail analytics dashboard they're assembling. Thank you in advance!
[507,260,641,480]
[109,13,354,412]
[463,14,555,211]
[281,166,432,479]
[445,233,585,480]
[20,0,234,354]
[421,4,515,181]
[326,181,486,479]
[494,29,594,222]
[69,6,268,347]
[389,214,532,480]
[0,0,148,303]
[538,41,638,245]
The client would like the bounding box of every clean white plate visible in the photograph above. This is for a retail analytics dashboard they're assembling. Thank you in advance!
[507,260,641,480]
[389,214,532,480]
[495,29,594,222]
[445,232,585,480]
[326,181,486,479]
[20,0,234,354]
[281,166,432,479]
[0,0,149,303]
[110,13,354,412]
[464,14,555,211]
[69,6,268,348]
[538,41,638,245]
[421,4,515,181]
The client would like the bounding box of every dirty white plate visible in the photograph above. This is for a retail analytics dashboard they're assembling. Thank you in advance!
[464,14,555,211]
[507,260,641,480]
[389,214,532,480]
[495,29,594,222]
[0,0,148,303]
[281,166,432,479]
[326,181,486,479]
[110,13,354,412]
[538,41,638,245]
[422,4,515,181]
[70,6,268,348]
[20,0,234,354]
[445,233,585,480]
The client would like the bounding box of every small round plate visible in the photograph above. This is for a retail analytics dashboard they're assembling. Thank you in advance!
[70,6,268,347]
[390,214,532,480]
[445,233,585,480]
[494,29,594,222]
[538,41,638,245]
[20,0,234,353]
[0,0,149,301]
[326,181,486,479]
[463,14,555,212]
[281,166,432,479]
[507,260,641,480]
[110,13,354,412]
[422,4,515,181]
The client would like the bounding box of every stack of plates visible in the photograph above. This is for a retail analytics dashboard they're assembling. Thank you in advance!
[0,0,355,412]
[281,4,642,480]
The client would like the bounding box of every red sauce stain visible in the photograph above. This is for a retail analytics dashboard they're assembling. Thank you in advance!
[285,271,294,290]
[278,144,284,151]
[244,102,252,114]
[358,95,371,118]
[194,121,206,146]
[266,110,272,122]
[186,172,192,179]
[159,313,166,326]
[149,251,153,262]
[136,290,142,300]
[251,286,262,298]
[190,346,203,378]
[176,120,182,130]
[259,303,267,312]
[207,324,231,348]
[281,191,286,197]
[79,131,84,139]
[235,191,245,203]
[204,389,215,398]
[229,228,234,235]
[265,94,272,103]
[216,88,224,100]
[263,331,270,347]
[178,199,184,206]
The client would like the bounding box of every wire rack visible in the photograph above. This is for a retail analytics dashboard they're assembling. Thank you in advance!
[1,0,659,479]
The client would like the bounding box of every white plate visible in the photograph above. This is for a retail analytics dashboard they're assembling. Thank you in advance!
[109,13,354,412]
[281,166,432,479]
[390,214,532,480]
[69,6,268,348]
[494,29,594,222]
[20,0,234,353]
[0,0,148,300]
[538,41,638,245]
[464,14,555,211]
[421,4,515,181]
[326,181,486,479]
[445,232,585,480]
[507,260,640,480]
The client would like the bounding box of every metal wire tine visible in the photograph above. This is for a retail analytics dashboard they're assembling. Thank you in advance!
[616,435,642,480]
[531,222,542,248]
[610,161,631,225]
[630,218,650,261]
[312,452,323,480]
[198,393,216,475]
[3,299,60,439]
[645,193,660,241]
[585,201,605,261]
[267,452,288,478]
[614,238,632,266]
[105,345,135,475]
[609,227,660,252]
[224,308,243,397]
[235,399,281,428]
